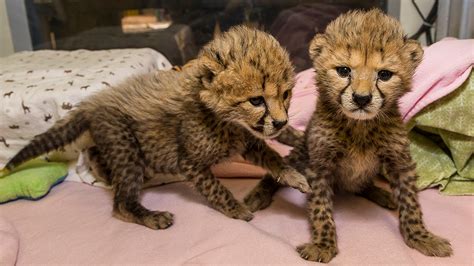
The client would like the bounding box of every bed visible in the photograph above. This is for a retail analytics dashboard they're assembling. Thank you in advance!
[0,180,472,264]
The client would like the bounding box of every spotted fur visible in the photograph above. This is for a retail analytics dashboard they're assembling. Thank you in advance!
[4,26,310,229]
[244,10,452,262]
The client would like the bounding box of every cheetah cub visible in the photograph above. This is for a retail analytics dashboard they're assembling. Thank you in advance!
[245,10,452,262]
[3,26,310,229]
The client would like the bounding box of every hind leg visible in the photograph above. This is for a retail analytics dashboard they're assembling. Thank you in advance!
[357,181,397,210]
[90,108,173,230]
[84,146,112,184]
[244,174,280,212]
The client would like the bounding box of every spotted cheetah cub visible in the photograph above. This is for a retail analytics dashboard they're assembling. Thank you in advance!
[3,26,310,229]
[245,10,452,262]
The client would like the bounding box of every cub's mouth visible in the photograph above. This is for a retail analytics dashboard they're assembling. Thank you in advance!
[343,106,377,120]
[250,125,283,139]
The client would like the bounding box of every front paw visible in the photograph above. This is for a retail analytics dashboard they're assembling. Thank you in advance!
[404,231,453,257]
[296,242,338,263]
[225,201,254,221]
[276,168,310,193]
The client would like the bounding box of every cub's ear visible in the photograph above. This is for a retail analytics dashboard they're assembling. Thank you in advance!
[308,34,327,61]
[197,56,226,87]
[402,39,424,69]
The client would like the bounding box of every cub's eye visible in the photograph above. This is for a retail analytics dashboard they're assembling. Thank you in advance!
[378,70,393,81]
[336,66,351,78]
[249,96,265,106]
[282,90,290,100]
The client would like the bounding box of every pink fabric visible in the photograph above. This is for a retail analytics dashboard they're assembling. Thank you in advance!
[0,180,471,264]
[400,38,474,121]
[0,216,19,265]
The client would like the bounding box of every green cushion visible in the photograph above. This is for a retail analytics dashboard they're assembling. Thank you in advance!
[0,159,68,203]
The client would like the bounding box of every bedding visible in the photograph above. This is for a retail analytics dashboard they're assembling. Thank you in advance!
[408,72,473,195]
[0,216,18,266]
[0,48,172,164]
[0,179,471,264]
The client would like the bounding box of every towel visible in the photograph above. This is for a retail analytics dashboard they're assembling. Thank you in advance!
[409,71,473,195]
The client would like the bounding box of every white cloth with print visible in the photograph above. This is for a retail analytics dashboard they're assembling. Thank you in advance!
[0,49,172,184]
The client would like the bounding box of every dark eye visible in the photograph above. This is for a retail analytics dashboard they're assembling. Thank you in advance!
[336,66,351,78]
[249,96,265,106]
[378,70,393,81]
[283,90,290,100]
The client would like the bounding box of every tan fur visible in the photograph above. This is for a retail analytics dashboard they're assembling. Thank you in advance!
[5,26,310,230]
[244,10,452,262]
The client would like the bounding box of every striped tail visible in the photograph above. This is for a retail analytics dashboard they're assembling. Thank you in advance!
[5,111,89,170]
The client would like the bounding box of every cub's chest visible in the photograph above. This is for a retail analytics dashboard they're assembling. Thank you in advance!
[336,148,380,192]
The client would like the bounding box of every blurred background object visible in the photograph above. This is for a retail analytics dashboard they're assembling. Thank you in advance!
[1,0,473,68]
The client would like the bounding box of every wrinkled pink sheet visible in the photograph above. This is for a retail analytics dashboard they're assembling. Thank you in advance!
[0,216,18,265]
[0,180,472,264]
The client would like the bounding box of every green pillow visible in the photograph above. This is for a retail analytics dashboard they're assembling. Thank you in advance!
[0,159,68,203]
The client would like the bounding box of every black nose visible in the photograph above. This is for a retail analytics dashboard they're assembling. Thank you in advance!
[352,93,372,107]
[272,120,287,130]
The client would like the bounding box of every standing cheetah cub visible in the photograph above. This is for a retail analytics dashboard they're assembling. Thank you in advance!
[245,10,452,262]
[3,26,310,229]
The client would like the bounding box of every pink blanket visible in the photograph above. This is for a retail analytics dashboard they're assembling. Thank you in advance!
[0,216,18,265]
[0,180,471,264]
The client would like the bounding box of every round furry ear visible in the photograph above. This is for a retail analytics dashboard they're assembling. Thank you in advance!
[402,39,424,69]
[197,56,225,87]
[308,34,327,60]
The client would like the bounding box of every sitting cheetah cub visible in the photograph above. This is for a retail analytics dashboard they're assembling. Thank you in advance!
[245,10,452,262]
[3,26,310,229]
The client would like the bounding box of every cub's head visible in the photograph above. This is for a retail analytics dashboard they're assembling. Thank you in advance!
[196,26,294,139]
[309,9,423,120]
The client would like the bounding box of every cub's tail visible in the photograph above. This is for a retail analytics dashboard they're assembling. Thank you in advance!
[4,110,89,170]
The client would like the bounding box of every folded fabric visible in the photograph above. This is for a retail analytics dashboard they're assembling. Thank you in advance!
[400,38,474,122]
[0,48,172,164]
[0,159,68,203]
[409,71,473,195]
